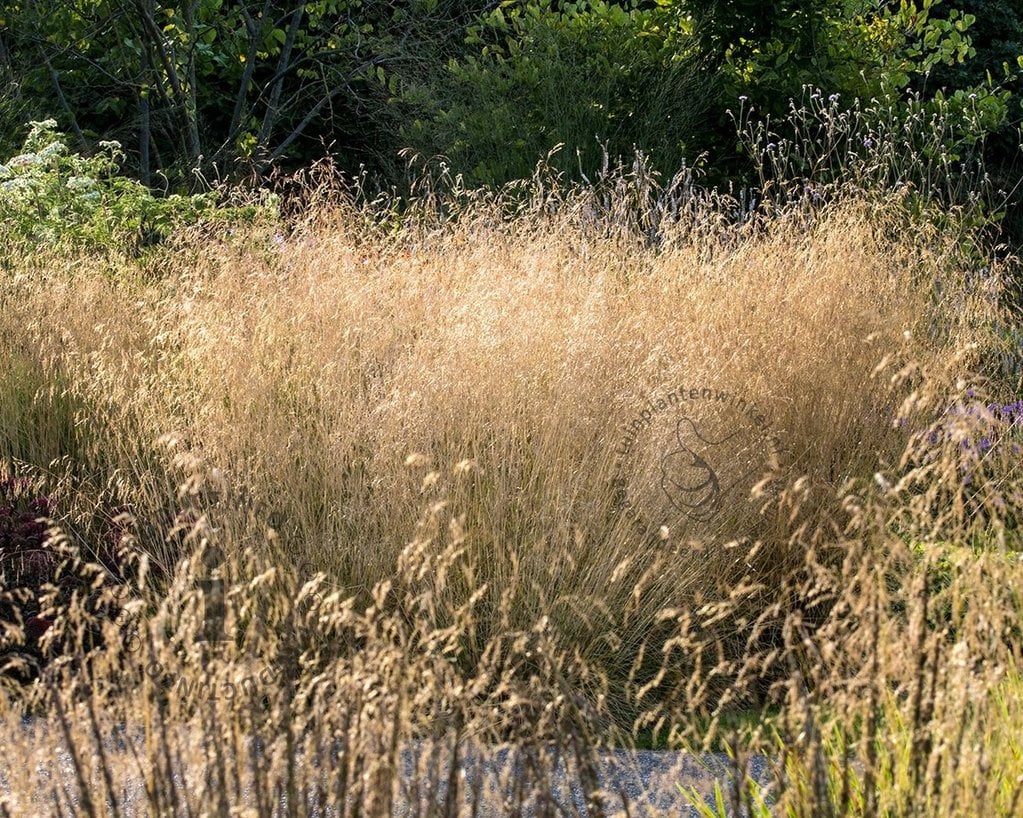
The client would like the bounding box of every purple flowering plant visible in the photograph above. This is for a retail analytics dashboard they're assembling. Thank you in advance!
[932,395,1023,456]
[902,392,1023,542]
[890,392,1023,632]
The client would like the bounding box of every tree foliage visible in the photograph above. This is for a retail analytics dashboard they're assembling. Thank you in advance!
[0,1,450,186]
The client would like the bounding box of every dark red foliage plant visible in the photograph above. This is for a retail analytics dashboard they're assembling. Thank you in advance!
[0,476,138,685]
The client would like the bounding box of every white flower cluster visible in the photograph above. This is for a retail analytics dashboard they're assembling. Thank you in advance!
[38,141,66,160]
[66,175,97,192]
[8,153,39,169]
[1,177,34,193]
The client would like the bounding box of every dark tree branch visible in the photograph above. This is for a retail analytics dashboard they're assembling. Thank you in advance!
[261,55,391,173]
[38,45,88,151]
[257,4,304,153]
[24,0,86,150]
[139,23,151,185]
[132,0,200,163]
[227,0,272,149]
[182,0,202,164]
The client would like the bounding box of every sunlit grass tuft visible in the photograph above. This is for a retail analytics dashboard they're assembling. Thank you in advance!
[0,167,1021,815]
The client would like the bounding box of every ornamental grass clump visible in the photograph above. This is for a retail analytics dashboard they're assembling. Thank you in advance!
[0,153,1020,815]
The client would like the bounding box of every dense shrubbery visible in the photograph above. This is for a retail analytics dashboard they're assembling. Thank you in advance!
[736,86,1014,240]
[1,2,1018,205]
[0,120,217,256]
[394,0,705,186]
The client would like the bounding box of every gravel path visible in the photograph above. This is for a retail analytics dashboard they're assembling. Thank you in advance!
[2,719,772,816]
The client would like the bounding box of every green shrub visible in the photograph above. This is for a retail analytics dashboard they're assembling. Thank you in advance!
[397,0,706,187]
[0,120,273,259]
